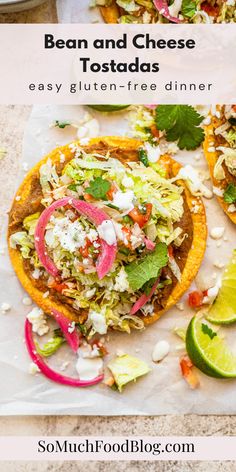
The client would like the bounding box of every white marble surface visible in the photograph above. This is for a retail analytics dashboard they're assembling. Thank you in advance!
[0,105,235,470]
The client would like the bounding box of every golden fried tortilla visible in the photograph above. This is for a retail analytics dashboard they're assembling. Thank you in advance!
[8,137,207,326]
[204,116,236,225]
[100,0,120,23]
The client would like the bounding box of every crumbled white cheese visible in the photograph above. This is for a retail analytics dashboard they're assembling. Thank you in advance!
[22,297,32,306]
[213,260,225,269]
[79,137,90,146]
[1,302,11,313]
[43,291,49,299]
[83,258,90,266]
[176,302,184,311]
[28,362,40,375]
[203,116,211,126]
[142,10,151,23]
[84,288,96,299]
[32,268,41,279]
[122,176,134,188]
[112,190,134,212]
[27,307,49,336]
[22,162,29,172]
[130,233,143,249]
[191,202,201,214]
[141,303,154,316]
[87,309,107,335]
[78,343,100,359]
[177,165,213,199]
[68,321,75,334]
[59,153,65,164]
[152,340,170,363]
[144,142,161,163]
[210,227,225,240]
[77,118,99,139]
[60,361,69,371]
[213,186,224,197]
[76,357,103,381]
[166,142,179,155]
[15,196,21,201]
[228,204,236,213]
[87,228,98,242]
[226,0,235,6]
[48,217,87,252]
[97,220,116,246]
[114,268,129,292]
[207,147,215,153]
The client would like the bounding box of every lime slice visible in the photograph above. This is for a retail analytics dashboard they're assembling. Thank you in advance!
[186,316,236,378]
[87,105,130,112]
[207,250,236,325]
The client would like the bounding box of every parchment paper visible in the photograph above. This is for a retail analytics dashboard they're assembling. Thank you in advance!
[0,104,236,416]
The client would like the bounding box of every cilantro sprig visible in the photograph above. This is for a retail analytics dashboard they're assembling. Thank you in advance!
[201,323,217,340]
[125,242,168,291]
[223,183,236,204]
[54,120,71,129]
[181,0,197,18]
[86,177,111,200]
[155,105,205,150]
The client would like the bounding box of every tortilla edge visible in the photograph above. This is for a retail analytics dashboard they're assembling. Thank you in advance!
[203,119,236,225]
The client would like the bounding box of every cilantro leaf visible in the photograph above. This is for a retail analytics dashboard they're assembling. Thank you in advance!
[181,0,197,18]
[54,120,71,129]
[125,242,168,291]
[76,322,88,336]
[36,336,65,358]
[68,184,78,192]
[156,105,205,150]
[86,177,111,200]
[138,148,149,167]
[223,183,236,204]
[201,323,217,340]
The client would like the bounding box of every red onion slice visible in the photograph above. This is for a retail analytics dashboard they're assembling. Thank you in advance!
[25,319,103,388]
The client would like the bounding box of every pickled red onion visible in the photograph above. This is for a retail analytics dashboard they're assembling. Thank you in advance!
[144,238,156,251]
[130,279,159,315]
[34,197,117,280]
[153,0,183,23]
[25,319,104,387]
[51,308,80,353]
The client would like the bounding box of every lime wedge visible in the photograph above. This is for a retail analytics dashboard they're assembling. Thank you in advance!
[87,105,130,112]
[186,316,236,378]
[207,250,236,325]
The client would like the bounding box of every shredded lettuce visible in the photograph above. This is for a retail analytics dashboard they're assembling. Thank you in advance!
[108,354,150,392]
[116,0,140,11]
[9,231,34,258]
[23,212,40,236]
[226,130,236,147]
[36,336,65,357]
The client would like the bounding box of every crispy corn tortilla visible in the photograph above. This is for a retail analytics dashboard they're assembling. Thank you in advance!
[100,1,120,23]
[8,136,207,326]
[204,116,236,225]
